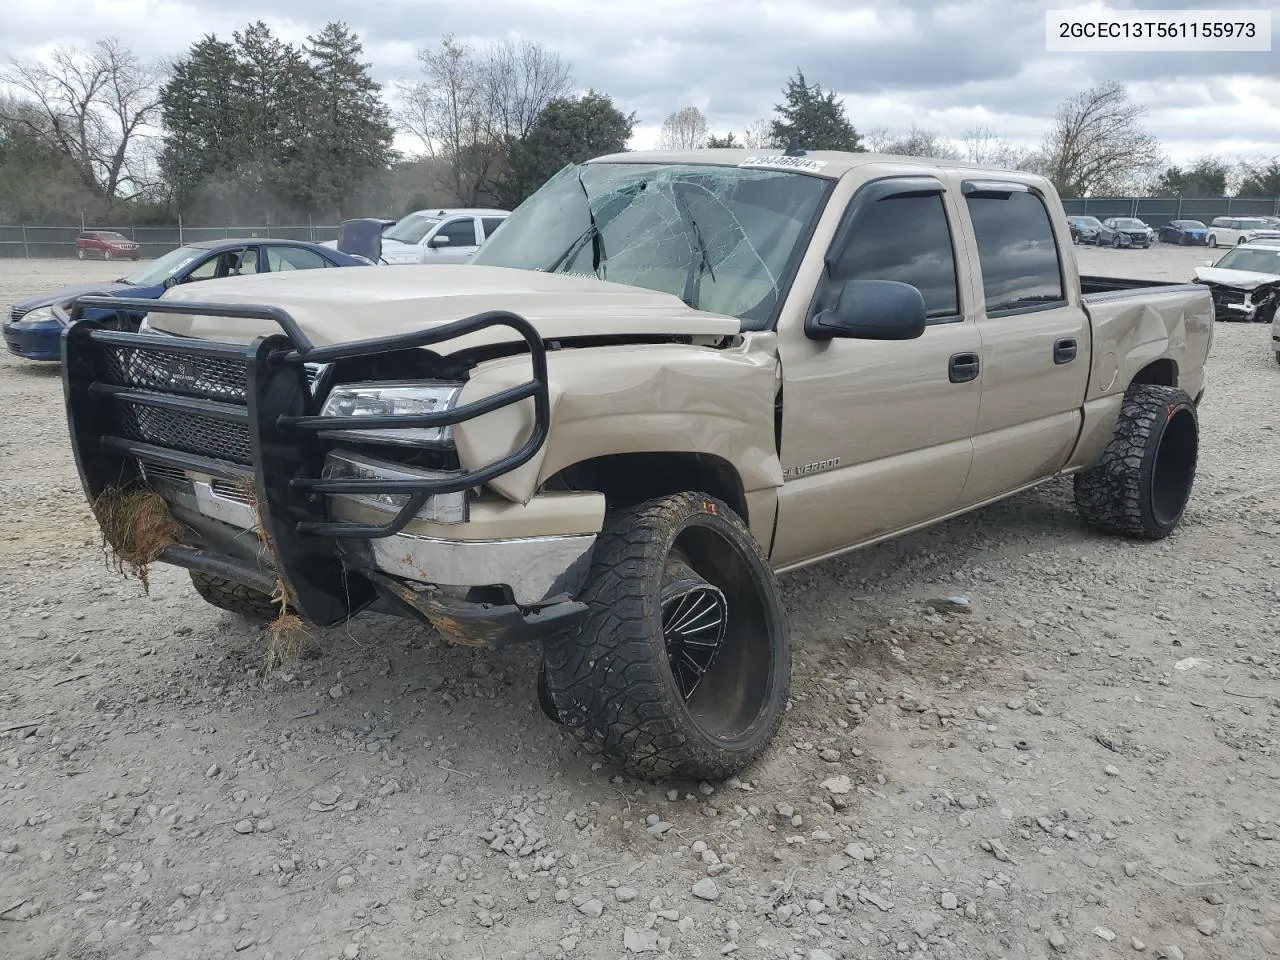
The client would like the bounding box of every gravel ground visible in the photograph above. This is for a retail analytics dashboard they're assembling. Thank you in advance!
[1,247,1278,960]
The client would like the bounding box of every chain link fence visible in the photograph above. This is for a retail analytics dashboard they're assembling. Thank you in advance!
[0,222,343,259]
[1060,196,1280,227]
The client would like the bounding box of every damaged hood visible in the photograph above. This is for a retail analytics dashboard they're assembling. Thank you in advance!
[1193,266,1280,290]
[147,264,742,351]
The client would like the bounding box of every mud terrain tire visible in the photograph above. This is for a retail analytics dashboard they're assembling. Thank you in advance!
[189,571,277,621]
[543,492,790,781]
[1074,384,1199,540]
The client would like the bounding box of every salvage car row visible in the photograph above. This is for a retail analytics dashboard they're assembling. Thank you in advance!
[1067,214,1280,248]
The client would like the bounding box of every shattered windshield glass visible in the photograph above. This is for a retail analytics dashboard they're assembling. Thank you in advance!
[472,162,830,325]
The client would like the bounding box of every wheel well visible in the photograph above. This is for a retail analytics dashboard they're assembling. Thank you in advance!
[1130,359,1177,388]
[544,453,749,523]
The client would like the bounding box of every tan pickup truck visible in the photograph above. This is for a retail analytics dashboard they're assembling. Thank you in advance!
[61,149,1213,781]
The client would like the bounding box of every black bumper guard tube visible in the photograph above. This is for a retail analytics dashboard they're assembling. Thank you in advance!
[62,296,552,627]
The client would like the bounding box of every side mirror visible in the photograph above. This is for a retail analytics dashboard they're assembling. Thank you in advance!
[428,234,451,247]
[1204,259,1215,266]
[163,276,179,289]
[805,279,927,342]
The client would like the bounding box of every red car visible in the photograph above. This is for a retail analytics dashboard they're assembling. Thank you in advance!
[76,231,141,261]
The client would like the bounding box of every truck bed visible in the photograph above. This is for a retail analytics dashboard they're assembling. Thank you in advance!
[1080,275,1185,296]
[1077,277,1214,405]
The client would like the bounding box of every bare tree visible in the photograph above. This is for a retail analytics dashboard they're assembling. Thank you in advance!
[0,38,161,199]
[657,106,708,150]
[483,39,572,142]
[396,35,571,205]
[742,118,775,149]
[1037,81,1163,197]
[866,124,961,160]
[958,125,1033,169]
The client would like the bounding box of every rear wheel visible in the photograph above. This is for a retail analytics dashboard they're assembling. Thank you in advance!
[189,571,277,622]
[543,492,790,781]
[1112,235,1122,248]
[77,249,85,260]
[1074,384,1198,540]
[1209,236,1218,248]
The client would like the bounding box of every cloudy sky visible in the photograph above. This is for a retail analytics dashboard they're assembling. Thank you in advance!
[3,0,1278,165]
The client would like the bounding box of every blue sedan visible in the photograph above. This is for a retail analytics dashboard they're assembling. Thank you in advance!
[4,238,371,361]
[1157,220,1209,245]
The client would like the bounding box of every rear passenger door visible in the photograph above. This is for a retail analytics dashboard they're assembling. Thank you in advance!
[426,217,480,263]
[954,181,1089,507]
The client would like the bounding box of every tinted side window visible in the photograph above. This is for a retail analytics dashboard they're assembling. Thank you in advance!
[965,190,1065,315]
[828,193,960,320]
[267,247,329,271]
[481,217,506,239]
[436,219,477,246]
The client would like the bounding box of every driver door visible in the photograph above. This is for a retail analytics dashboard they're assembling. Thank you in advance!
[424,218,480,263]
[771,175,982,567]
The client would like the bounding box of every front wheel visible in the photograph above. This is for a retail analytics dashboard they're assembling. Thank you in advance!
[189,571,277,621]
[1208,236,1218,248]
[543,492,791,781]
[104,249,112,261]
[1112,235,1122,248]
[1074,384,1199,540]
[77,249,86,260]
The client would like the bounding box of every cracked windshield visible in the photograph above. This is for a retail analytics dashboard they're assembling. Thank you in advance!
[471,162,829,325]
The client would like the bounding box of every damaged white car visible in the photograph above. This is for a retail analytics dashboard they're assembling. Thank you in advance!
[1193,241,1280,340]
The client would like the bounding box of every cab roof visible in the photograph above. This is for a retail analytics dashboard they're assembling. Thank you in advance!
[587,148,1016,180]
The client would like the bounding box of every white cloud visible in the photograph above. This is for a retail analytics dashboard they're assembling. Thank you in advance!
[2,0,1277,167]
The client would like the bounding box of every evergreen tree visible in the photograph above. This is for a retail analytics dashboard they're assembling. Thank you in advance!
[706,132,740,148]
[303,22,396,217]
[769,70,862,152]
[158,22,395,220]
[157,35,242,211]
[496,91,634,208]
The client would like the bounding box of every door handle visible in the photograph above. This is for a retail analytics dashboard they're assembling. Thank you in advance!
[948,352,980,383]
[1054,338,1078,364]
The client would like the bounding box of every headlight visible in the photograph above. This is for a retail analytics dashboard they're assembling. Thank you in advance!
[17,306,55,324]
[319,380,463,447]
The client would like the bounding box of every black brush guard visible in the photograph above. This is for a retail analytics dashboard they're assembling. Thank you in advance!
[61,296,551,626]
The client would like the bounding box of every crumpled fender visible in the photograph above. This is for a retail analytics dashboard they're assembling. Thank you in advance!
[1082,284,1213,402]
[451,334,783,509]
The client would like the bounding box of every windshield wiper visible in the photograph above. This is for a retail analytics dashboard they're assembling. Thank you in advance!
[547,167,607,276]
[671,185,716,309]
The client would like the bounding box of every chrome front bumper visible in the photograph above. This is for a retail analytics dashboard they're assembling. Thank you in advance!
[142,451,601,608]
[366,532,595,605]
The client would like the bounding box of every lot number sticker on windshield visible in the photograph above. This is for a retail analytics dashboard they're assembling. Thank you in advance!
[739,155,828,173]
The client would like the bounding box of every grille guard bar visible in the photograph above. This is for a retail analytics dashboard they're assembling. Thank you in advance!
[62,295,552,625]
[67,296,550,535]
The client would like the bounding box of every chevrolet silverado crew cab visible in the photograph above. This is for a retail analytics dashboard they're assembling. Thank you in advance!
[59,150,1213,781]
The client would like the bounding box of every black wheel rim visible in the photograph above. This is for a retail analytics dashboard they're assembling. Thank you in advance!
[661,579,728,701]
[1149,407,1198,527]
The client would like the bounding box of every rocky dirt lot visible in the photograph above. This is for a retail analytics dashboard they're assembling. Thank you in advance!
[1,247,1277,960]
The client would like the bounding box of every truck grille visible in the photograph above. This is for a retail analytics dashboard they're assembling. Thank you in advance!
[94,342,254,464]
[113,403,253,463]
[96,343,248,402]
